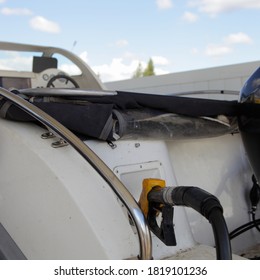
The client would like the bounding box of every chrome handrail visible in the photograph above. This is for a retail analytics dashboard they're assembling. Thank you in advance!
[0,87,152,260]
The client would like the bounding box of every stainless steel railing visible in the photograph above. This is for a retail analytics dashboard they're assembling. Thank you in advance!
[0,87,152,260]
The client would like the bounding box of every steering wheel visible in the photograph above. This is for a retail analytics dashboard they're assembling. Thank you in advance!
[46,74,79,88]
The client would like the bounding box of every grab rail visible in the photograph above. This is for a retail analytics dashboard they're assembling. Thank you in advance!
[0,87,152,260]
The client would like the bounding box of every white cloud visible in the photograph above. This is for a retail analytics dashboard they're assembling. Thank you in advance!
[224,32,253,44]
[182,11,199,22]
[123,51,138,60]
[205,32,253,57]
[115,39,129,47]
[0,52,32,71]
[156,0,173,10]
[92,58,144,82]
[91,55,170,82]
[29,16,60,33]
[0,7,33,16]
[154,68,170,75]
[189,0,260,16]
[151,55,169,65]
[205,44,232,56]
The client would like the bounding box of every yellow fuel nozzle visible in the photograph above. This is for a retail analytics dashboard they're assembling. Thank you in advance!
[138,178,166,217]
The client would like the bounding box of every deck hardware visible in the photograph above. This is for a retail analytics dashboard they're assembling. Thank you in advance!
[41,131,55,139]
[51,139,69,148]
[107,140,117,149]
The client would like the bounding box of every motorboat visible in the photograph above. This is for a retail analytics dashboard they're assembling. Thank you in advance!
[0,41,259,260]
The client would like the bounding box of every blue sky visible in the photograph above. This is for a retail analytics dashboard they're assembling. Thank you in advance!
[0,0,260,82]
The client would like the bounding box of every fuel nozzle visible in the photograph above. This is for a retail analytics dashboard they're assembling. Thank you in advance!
[139,178,232,259]
[139,178,176,246]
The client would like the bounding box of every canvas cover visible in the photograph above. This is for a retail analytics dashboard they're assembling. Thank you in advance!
[0,89,241,141]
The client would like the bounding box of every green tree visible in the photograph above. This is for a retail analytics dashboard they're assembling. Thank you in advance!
[132,58,155,78]
[132,62,143,78]
[143,58,155,76]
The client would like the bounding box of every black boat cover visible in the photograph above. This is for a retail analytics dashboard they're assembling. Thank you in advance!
[0,89,241,141]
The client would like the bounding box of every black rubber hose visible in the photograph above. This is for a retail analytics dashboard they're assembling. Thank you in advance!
[252,213,260,232]
[229,218,260,239]
[171,187,232,260]
[207,208,232,259]
[148,186,232,260]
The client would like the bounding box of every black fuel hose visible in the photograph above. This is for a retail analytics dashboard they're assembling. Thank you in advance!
[148,186,232,260]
